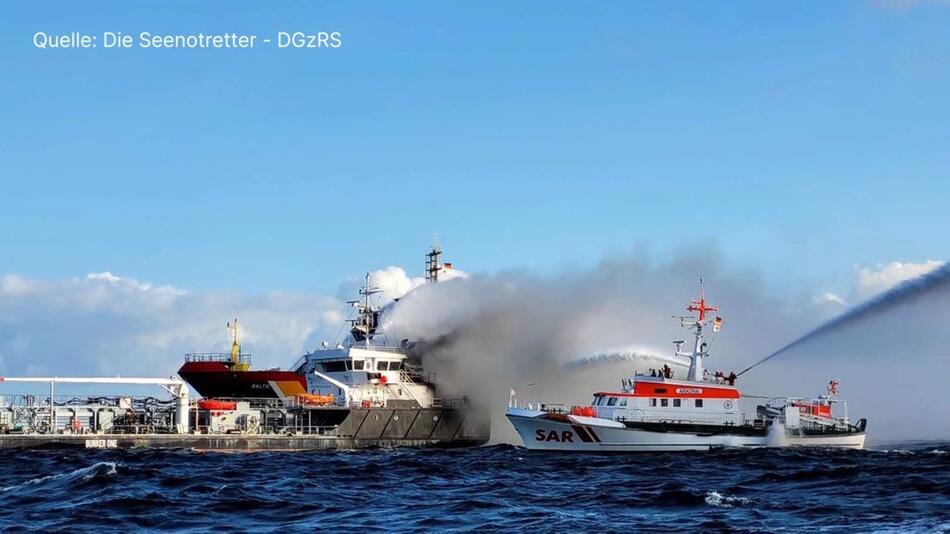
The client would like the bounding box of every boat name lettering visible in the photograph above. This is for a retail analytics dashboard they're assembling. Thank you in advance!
[85,439,117,449]
[535,429,574,443]
[676,388,703,394]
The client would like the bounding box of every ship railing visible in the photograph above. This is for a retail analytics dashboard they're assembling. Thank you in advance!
[398,370,425,405]
[606,407,746,427]
[192,424,340,436]
[184,352,253,365]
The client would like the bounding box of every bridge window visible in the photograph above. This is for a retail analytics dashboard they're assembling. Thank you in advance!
[673,399,681,407]
[323,360,347,372]
[607,397,618,406]
[619,398,628,407]
[661,399,669,407]
[353,360,364,370]
[695,399,703,408]
[391,361,402,371]
[345,360,352,371]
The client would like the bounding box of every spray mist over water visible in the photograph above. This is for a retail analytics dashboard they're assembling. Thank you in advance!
[738,263,950,376]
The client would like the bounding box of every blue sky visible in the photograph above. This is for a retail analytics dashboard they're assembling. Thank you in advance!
[1,1,948,294]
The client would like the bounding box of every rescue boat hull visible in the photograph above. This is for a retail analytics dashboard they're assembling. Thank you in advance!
[507,412,867,451]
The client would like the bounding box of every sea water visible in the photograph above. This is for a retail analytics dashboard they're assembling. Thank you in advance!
[0,443,946,531]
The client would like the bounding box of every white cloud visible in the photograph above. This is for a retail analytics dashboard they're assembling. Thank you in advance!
[0,274,36,297]
[0,272,346,379]
[368,266,426,301]
[856,260,945,299]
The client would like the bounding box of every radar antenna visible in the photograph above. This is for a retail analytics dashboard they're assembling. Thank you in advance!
[348,272,383,344]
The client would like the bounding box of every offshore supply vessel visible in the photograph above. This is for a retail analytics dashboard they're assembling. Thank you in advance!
[0,243,489,450]
[506,284,867,451]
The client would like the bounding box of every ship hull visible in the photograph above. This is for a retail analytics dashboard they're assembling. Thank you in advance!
[0,406,490,450]
[507,412,865,452]
[177,362,307,399]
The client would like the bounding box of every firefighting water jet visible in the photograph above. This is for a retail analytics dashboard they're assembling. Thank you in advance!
[738,262,950,377]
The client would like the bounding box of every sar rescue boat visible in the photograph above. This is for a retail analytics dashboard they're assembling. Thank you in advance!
[506,284,867,452]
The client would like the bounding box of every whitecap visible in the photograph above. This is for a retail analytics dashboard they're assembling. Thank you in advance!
[704,490,749,508]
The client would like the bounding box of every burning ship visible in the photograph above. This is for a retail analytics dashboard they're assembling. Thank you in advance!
[0,243,489,450]
[172,242,489,448]
[506,284,867,452]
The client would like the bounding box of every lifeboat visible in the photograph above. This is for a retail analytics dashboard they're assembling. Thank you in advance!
[296,393,335,406]
[571,406,595,417]
[198,399,237,411]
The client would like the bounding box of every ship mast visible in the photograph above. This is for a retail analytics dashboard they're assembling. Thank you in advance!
[228,318,240,365]
[425,235,441,283]
[348,272,382,346]
[675,280,720,382]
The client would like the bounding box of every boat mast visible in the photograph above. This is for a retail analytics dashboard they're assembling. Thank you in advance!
[676,280,719,382]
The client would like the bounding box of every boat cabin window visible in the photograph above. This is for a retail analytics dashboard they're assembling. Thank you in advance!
[673,399,681,407]
[650,398,657,407]
[661,399,669,407]
[391,361,402,371]
[619,398,628,407]
[377,361,388,371]
[607,397,618,406]
[593,396,605,406]
[353,360,365,371]
[655,388,668,394]
[345,360,352,371]
[695,399,703,408]
[323,360,347,372]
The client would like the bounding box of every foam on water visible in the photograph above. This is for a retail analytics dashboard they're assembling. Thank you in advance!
[704,491,750,508]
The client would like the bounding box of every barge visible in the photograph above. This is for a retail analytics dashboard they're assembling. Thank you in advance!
[0,244,490,450]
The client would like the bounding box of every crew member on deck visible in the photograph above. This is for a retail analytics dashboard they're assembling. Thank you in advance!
[727,372,737,386]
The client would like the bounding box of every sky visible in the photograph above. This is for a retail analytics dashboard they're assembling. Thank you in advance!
[1,1,948,295]
[0,2,948,438]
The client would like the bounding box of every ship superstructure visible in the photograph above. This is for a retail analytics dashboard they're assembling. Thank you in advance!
[289,271,438,410]
[506,283,867,451]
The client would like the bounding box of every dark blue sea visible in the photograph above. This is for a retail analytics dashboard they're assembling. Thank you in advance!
[0,443,947,532]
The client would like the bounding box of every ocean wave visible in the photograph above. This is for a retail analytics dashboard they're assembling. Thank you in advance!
[0,461,117,494]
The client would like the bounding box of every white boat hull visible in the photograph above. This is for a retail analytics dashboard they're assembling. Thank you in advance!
[507,412,865,452]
